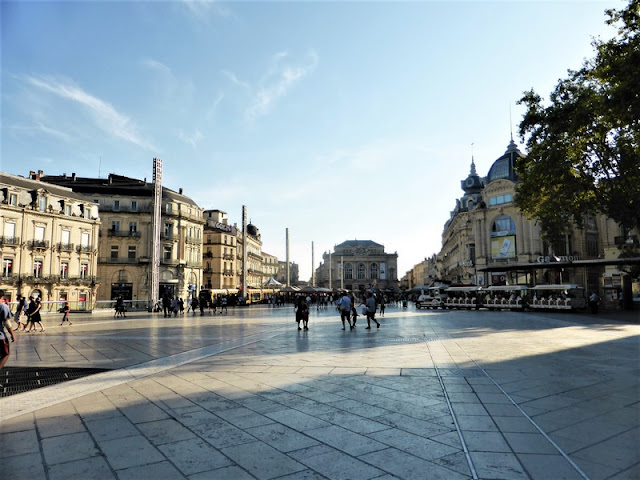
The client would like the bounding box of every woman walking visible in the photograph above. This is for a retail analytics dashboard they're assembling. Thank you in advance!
[27,297,45,332]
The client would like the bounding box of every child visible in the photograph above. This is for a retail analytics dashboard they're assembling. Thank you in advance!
[60,302,72,326]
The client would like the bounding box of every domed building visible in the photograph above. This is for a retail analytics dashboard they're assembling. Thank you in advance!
[438,138,611,291]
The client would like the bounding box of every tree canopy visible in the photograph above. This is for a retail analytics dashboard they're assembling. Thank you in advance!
[516,0,640,248]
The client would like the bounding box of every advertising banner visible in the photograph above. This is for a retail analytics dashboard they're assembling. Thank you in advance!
[491,235,516,259]
[380,262,386,280]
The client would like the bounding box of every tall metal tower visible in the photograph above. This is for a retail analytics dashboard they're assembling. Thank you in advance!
[150,158,162,308]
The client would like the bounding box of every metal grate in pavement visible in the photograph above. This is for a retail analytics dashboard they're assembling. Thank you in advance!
[0,366,111,397]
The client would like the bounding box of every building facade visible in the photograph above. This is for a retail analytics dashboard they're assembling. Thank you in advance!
[203,210,238,291]
[430,139,638,297]
[276,260,299,286]
[40,173,204,303]
[316,240,399,292]
[0,172,101,309]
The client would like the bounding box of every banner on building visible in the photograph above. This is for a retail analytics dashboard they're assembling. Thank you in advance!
[380,262,386,280]
[491,235,516,259]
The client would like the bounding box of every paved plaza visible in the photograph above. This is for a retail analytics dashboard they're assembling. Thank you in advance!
[1,304,638,480]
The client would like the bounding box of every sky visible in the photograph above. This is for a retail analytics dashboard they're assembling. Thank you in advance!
[1,0,624,282]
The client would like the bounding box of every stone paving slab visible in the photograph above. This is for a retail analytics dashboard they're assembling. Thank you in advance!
[1,306,639,479]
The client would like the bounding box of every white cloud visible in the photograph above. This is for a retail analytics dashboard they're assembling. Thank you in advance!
[245,50,319,122]
[177,129,204,148]
[222,70,251,90]
[25,75,156,151]
[180,0,234,22]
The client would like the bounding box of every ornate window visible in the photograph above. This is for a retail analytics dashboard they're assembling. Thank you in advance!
[344,263,353,280]
[370,263,378,280]
[357,263,366,280]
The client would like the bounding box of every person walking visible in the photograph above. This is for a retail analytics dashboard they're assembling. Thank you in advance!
[221,296,228,314]
[379,296,386,317]
[0,298,16,370]
[60,302,72,325]
[365,292,381,329]
[589,292,600,314]
[27,297,45,332]
[349,293,359,328]
[295,297,309,330]
[179,298,185,315]
[14,294,27,332]
[337,292,353,330]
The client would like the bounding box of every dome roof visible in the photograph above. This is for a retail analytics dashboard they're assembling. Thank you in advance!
[486,139,523,184]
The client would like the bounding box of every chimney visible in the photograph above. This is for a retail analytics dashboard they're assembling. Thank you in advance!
[63,173,67,179]
[37,170,43,180]
[29,171,36,180]
[72,173,76,181]
[179,188,183,194]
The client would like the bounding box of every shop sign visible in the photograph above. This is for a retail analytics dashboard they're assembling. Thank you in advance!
[536,255,580,263]
[212,222,236,234]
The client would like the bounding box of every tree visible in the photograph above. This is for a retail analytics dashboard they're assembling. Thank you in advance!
[516,0,640,250]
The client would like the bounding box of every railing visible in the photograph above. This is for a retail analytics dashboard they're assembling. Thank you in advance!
[161,232,179,241]
[160,258,180,266]
[57,242,74,252]
[28,240,49,249]
[185,236,201,244]
[76,245,93,253]
[99,257,140,264]
[223,269,235,276]
[98,204,152,213]
[0,236,20,246]
[107,230,141,238]
[186,260,201,267]
[223,254,234,260]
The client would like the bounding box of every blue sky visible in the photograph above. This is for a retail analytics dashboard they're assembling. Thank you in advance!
[1,0,623,281]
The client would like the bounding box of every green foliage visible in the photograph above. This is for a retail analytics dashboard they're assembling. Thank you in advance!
[516,0,640,248]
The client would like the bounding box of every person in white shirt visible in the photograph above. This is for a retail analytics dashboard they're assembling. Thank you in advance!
[337,293,353,330]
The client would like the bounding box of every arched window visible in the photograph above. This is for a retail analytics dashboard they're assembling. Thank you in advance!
[491,215,516,236]
[344,263,353,280]
[370,263,378,280]
[357,263,366,280]
[491,215,516,259]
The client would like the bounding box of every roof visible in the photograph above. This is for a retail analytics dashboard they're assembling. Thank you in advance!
[40,173,200,207]
[335,240,384,249]
[0,172,94,204]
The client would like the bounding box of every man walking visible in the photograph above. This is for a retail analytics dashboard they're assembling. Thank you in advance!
[365,292,380,329]
[337,292,353,330]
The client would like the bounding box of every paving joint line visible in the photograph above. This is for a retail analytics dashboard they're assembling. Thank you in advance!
[441,332,592,480]
[425,339,479,480]
[0,328,287,422]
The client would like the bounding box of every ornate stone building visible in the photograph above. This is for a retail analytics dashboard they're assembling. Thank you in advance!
[203,210,238,290]
[40,173,204,303]
[435,138,637,295]
[0,171,101,309]
[316,240,399,292]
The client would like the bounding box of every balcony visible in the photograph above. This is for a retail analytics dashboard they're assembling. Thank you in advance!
[203,267,213,273]
[28,240,49,250]
[160,258,180,266]
[107,229,141,238]
[223,254,234,260]
[99,204,152,213]
[186,260,201,267]
[76,245,94,254]
[99,257,140,264]
[185,235,201,245]
[161,232,179,241]
[0,236,20,246]
[57,242,75,252]
[223,269,235,276]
